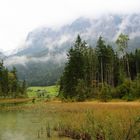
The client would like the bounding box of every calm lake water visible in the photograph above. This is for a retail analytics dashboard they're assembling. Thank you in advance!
[0,110,71,140]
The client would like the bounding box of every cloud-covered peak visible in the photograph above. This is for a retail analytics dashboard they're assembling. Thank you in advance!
[4,13,140,86]
[13,14,140,58]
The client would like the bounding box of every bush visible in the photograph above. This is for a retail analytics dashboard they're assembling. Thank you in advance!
[122,95,134,101]
[116,79,136,100]
[132,74,140,98]
[99,83,111,102]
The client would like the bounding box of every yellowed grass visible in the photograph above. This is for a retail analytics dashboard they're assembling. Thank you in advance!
[0,98,32,104]
[1,101,140,139]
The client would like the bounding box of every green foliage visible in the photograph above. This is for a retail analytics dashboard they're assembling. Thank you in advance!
[76,79,87,101]
[116,33,129,54]
[0,62,27,98]
[116,80,133,100]
[59,35,88,99]
[60,34,140,101]
[111,75,140,101]
[131,74,140,98]
[96,36,116,86]
[116,33,131,79]
[14,60,64,86]
[99,83,111,102]
[27,85,59,98]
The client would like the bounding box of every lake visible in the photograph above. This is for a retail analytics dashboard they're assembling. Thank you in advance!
[0,103,71,140]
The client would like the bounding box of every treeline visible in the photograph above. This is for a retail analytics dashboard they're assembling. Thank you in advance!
[59,34,140,101]
[15,60,64,86]
[0,61,27,98]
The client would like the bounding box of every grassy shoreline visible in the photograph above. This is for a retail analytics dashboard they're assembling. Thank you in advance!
[0,100,140,139]
[1,85,140,139]
[0,98,32,104]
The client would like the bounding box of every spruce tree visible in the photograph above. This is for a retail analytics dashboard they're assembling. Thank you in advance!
[60,35,87,99]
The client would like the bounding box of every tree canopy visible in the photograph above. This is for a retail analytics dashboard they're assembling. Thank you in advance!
[0,62,27,98]
[59,34,140,101]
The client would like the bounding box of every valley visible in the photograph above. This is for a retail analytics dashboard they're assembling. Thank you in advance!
[0,6,140,140]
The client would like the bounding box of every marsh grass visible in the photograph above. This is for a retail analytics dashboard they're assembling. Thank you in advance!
[51,102,140,140]
[0,98,32,107]
[1,101,140,139]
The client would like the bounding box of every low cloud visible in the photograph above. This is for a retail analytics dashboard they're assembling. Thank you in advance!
[4,56,29,66]
[4,52,67,66]
[57,35,71,45]
[129,31,140,39]
[43,34,73,52]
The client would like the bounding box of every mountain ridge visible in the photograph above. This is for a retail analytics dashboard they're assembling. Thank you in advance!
[3,13,140,85]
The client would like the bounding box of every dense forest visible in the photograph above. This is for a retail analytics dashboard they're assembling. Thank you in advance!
[15,61,64,86]
[59,34,140,101]
[0,61,27,98]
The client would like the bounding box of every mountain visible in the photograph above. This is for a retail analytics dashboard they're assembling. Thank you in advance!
[0,52,6,60]
[4,14,140,86]
[15,14,140,56]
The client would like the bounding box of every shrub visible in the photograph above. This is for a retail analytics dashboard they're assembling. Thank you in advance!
[99,83,112,102]
[116,79,134,100]
[132,74,140,98]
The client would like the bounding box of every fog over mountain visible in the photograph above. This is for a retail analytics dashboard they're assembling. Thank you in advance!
[14,14,140,56]
[3,14,140,85]
[0,52,6,60]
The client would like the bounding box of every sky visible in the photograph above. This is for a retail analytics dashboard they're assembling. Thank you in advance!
[0,0,140,54]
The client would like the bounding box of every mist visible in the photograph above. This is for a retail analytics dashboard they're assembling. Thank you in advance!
[4,52,67,66]
[0,0,140,53]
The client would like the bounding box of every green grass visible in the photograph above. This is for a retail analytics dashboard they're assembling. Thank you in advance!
[27,85,59,98]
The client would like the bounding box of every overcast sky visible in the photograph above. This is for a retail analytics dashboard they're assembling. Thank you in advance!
[0,0,140,54]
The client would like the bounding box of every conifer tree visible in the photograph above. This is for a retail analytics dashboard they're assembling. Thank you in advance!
[60,35,87,98]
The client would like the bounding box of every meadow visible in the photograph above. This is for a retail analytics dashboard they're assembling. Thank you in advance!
[0,86,140,139]
[0,98,140,139]
[27,85,59,98]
